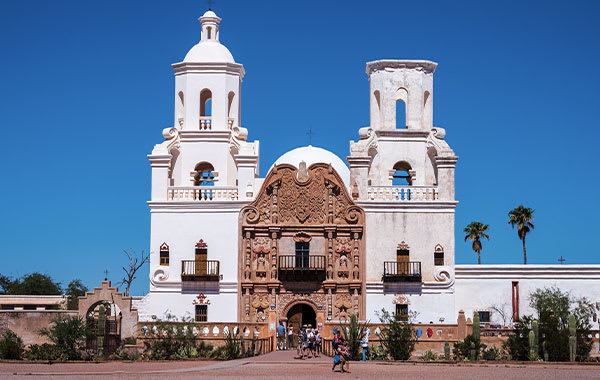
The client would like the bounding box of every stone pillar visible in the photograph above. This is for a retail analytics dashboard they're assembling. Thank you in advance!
[457,310,467,340]
[435,156,458,201]
[347,156,371,201]
[148,153,171,201]
[234,152,258,200]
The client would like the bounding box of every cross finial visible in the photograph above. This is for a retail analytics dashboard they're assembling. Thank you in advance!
[306,128,315,145]
[558,256,566,264]
[104,269,109,281]
[207,0,215,10]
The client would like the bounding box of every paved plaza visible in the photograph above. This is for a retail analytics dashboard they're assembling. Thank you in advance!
[1,351,599,380]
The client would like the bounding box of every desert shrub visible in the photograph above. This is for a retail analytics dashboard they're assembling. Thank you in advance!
[79,349,98,361]
[25,343,68,361]
[377,308,417,360]
[0,330,24,359]
[339,314,369,361]
[503,287,594,362]
[122,337,137,345]
[482,345,502,360]
[421,350,438,361]
[221,331,242,360]
[145,315,196,360]
[366,345,388,360]
[453,334,485,360]
[38,315,90,360]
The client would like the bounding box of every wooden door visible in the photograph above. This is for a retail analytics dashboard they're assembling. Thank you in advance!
[397,249,409,275]
[195,248,207,275]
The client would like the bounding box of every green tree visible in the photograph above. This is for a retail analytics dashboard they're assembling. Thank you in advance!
[65,279,88,310]
[377,308,417,360]
[39,315,90,360]
[463,222,490,264]
[4,273,62,295]
[503,287,594,361]
[0,275,12,294]
[508,205,534,264]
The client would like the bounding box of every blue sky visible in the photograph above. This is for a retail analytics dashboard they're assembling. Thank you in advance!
[1,0,598,296]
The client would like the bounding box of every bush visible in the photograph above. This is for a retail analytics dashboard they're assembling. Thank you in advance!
[25,343,68,361]
[482,345,502,360]
[0,330,24,359]
[339,313,369,361]
[39,315,90,360]
[377,308,417,360]
[366,345,388,360]
[421,350,438,361]
[504,287,594,362]
[453,334,485,360]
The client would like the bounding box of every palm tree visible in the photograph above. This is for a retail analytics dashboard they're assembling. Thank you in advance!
[508,205,535,264]
[464,222,490,264]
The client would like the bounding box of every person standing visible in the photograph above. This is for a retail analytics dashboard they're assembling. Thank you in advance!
[306,325,315,358]
[297,325,306,359]
[361,328,370,361]
[314,329,321,357]
[287,323,294,351]
[276,321,286,350]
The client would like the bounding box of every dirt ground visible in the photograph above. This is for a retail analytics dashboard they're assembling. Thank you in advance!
[1,350,599,380]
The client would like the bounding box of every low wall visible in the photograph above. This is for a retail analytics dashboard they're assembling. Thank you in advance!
[0,310,78,346]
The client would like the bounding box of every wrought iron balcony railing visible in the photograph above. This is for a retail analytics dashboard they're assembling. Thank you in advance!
[383,261,422,282]
[278,255,325,281]
[181,260,220,281]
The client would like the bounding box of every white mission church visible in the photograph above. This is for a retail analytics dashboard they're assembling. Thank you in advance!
[137,10,600,330]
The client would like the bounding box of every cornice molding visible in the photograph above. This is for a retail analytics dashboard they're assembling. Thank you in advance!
[172,62,245,78]
[366,60,438,76]
[455,264,600,280]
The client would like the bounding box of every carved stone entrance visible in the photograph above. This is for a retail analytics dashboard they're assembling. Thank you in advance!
[286,303,316,329]
[238,163,365,325]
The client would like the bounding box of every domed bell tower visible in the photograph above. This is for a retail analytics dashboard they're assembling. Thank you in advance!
[172,10,244,132]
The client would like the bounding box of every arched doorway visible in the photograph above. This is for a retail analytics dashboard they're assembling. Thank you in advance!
[286,303,316,330]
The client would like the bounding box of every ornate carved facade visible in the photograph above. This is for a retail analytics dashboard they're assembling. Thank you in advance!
[238,163,365,323]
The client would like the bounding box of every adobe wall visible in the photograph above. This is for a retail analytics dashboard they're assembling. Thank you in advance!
[0,310,77,346]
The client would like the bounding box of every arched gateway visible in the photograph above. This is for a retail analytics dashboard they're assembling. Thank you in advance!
[238,162,365,327]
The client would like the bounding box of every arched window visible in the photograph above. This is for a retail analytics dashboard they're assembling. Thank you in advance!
[434,244,444,266]
[200,89,212,117]
[395,88,408,129]
[160,243,169,266]
[194,162,215,186]
[392,161,412,186]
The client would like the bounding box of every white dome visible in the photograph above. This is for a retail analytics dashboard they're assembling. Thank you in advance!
[184,41,235,63]
[272,146,351,190]
[202,10,218,18]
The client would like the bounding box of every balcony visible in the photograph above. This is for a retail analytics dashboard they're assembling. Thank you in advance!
[167,186,238,201]
[367,186,438,201]
[383,261,422,282]
[278,255,326,281]
[197,117,235,130]
[181,260,220,281]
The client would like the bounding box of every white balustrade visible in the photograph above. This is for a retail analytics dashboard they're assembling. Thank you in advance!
[366,186,438,201]
[167,186,238,201]
[199,117,212,130]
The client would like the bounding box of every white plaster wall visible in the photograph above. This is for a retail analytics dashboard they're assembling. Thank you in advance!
[360,206,456,283]
[148,205,244,286]
[138,289,238,322]
[366,289,455,324]
[455,265,600,329]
